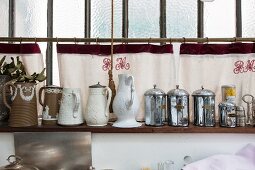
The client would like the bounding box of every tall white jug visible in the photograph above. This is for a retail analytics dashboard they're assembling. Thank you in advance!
[112,74,141,127]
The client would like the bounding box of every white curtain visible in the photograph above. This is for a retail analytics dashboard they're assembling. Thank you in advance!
[0,43,45,115]
[57,44,176,121]
[179,43,255,121]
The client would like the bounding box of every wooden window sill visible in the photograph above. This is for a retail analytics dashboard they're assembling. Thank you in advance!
[0,123,254,133]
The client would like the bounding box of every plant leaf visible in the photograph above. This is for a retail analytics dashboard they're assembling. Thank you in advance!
[0,56,6,67]
[36,68,47,82]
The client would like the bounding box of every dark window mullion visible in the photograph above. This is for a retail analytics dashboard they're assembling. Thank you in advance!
[160,0,166,39]
[122,0,128,38]
[236,0,242,37]
[197,0,204,38]
[46,0,53,85]
[85,0,91,39]
[8,0,15,38]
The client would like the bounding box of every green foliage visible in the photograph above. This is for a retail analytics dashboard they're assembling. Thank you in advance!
[0,56,46,83]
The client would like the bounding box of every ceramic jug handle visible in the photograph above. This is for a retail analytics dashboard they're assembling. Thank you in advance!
[72,92,80,118]
[128,75,134,107]
[105,87,112,117]
[3,82,15,110]
[39,86,46,106]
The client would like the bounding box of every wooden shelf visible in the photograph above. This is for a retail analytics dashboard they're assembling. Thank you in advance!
[0,122,254,133]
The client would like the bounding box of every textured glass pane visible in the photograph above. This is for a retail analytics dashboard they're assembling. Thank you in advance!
[242,0,255,37]
[53,0,85,85]
[204,0,235,38]
[0,0,8,36]
[166,0,197,38]
[129,0,159,38]
[15,0,47,37]
[91,0,122,38]
[53,0,84,37]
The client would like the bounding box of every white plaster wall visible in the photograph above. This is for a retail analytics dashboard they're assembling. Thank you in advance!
[0,133,15,166]
[1,133,255,170]
[91,133,255,170]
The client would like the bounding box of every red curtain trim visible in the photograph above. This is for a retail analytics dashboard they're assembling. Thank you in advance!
[180,43,255,55]
[57,44,173,55]
[0,43,41,54]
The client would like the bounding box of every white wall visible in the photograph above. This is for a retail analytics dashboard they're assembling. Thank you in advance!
[1,133,255,170]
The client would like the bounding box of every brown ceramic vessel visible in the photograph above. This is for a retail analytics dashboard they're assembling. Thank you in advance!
[39,85,63,125]
[3,82,38,127]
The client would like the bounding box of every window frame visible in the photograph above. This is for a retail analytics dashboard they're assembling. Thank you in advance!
[7,0,243,85]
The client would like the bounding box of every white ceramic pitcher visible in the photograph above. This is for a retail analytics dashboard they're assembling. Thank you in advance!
[58,88,84,126]
[112,74,141,127]
[84,82,112,126]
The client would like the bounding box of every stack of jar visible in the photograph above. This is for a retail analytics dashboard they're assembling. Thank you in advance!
[218,85,245,127]
[144,85,217,127]
[144,84,249,127]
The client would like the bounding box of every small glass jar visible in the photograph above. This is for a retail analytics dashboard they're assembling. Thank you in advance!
[236,106,246,127]
[219,101,236,127]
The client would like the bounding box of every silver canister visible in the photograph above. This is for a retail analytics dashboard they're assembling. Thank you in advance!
[236,106,246,127]
[167,85,189,126]
[219,101,236,127]
[144,85,166,126]
[192,86,215,127]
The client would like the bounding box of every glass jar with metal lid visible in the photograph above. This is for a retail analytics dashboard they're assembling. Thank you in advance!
[219,101,236,127]
[144,85,166,126]
[236,106,245,127]
[167,85,189,127]
[192,86,215,127]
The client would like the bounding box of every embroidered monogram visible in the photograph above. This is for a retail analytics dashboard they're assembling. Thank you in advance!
[102,58,111,71]
[102,57,130,71]
[234,59,255,74]
[115,57,130,70]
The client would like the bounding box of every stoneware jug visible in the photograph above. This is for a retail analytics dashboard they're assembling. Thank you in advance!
[39,85,63,125]
[84,82,112,126]
[112,74,141,127]
[58,88,83,126]
[3,82,38,127]
[0,75,11,123]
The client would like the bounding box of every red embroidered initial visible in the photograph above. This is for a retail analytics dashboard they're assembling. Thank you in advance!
[102,57,130,71]
[115,57,130,70]
[234,60,255,74]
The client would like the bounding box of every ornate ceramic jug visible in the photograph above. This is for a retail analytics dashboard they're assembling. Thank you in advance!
[58,88,83,126]
[84,82,112,126]
[39,85,63,125]
[112,74,141,127]
[3,82,38,127]
[0,75,11,122]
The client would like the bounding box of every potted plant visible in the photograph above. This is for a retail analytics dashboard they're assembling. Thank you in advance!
[2,57,46,127]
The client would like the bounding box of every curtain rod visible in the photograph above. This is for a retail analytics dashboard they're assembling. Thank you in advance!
[1,37,255,43]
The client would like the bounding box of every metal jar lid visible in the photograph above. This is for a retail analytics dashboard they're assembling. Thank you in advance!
[167,85,189,96]
[192,86,215,96]
[89,82,106,88]
[218,101,235,107]
[144,85,165,96]
[236,106,245,111]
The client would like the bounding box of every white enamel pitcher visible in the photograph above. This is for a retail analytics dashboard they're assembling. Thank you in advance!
[84,82,112,126]
[112,74,141,127]
[58,88,84,126]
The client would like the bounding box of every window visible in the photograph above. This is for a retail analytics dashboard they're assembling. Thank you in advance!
[0,0,253,85]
